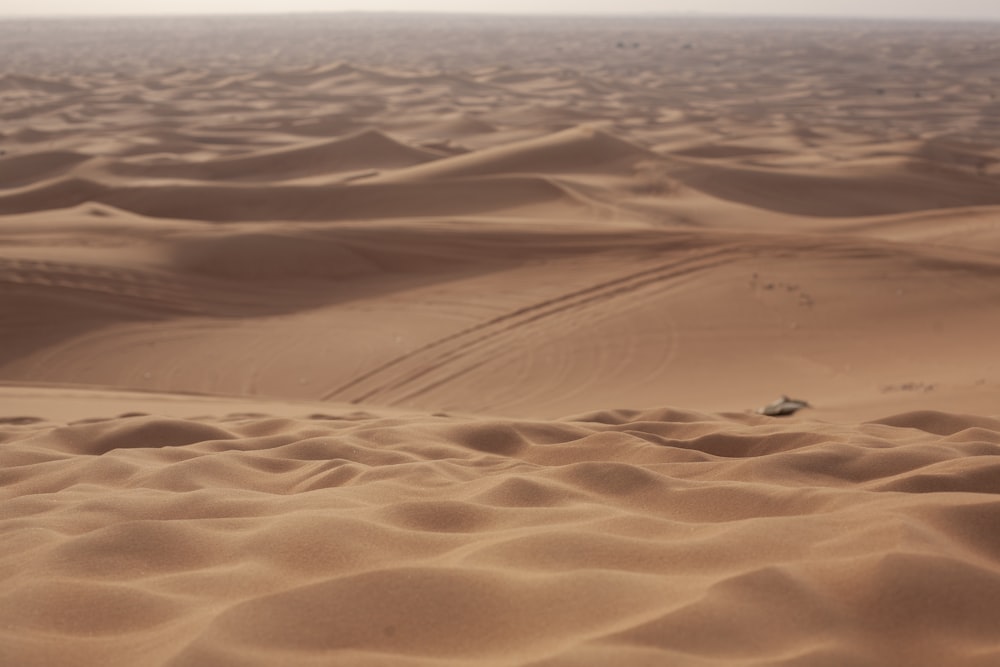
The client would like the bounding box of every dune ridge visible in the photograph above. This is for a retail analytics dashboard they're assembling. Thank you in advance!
[2,13,1000,667]
[372,125,656,182]
[104,129,442,182]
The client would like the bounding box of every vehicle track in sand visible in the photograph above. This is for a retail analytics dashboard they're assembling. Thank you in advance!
[323,246,740,407]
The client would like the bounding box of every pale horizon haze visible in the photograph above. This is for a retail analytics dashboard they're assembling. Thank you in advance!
[3,0,1000,21]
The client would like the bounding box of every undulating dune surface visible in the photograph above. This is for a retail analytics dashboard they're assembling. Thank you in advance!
[1,13,999,666]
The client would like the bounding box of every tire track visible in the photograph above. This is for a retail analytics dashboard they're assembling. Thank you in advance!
[383,255,723,406]
[323,246,740,406]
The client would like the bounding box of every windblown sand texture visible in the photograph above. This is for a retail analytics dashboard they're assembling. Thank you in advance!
[2,13,1000,666]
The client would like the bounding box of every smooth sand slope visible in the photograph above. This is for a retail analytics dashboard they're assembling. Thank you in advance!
[1,13,999,667]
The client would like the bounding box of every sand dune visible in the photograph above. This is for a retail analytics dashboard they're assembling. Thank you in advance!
[375,126,655,182]
[400,113,499,141]
[0,150,90,188]
[2,405,1000,666]
[2,13,1000,667]
[0,175,585,221]
[669,157,1000,217]
[105,129,441,182]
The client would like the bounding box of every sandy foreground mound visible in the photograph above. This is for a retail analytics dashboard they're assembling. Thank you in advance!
[3,402,1000,667]
[2,13,1000,666]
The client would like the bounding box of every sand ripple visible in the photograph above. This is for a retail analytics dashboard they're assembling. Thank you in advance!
[2,409,999,665]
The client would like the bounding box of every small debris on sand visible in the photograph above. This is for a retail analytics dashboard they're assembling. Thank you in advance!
[757,395,810,416]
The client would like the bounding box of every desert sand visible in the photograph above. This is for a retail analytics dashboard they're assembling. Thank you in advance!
[1,13,999,666]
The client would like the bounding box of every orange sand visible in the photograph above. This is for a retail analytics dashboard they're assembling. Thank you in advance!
[1,13,999,666]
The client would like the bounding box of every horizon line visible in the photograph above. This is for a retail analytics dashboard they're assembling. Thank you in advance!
[1,10,999,23]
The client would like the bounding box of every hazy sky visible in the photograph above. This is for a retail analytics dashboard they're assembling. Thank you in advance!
[3,0,1000,21]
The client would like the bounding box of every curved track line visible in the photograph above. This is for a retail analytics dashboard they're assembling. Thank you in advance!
[322,246,739,405]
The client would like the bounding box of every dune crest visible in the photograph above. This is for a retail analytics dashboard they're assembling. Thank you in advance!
[373,125,655,182]
[104,129,441,182]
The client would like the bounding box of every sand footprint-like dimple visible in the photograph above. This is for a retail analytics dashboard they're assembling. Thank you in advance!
[0,579,185,636]
[177,566,673,661]
[50,416,237,455]
[44,520,227,579]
